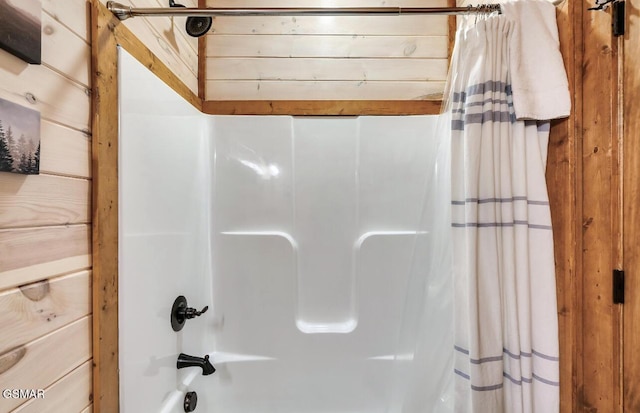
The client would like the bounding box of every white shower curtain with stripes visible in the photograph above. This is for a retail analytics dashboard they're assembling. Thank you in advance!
[446,14,560,413]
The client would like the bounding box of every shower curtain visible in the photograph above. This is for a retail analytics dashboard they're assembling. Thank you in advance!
[446,14,560,413]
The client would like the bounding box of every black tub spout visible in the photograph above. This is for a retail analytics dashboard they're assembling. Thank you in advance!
[177,353,216,376]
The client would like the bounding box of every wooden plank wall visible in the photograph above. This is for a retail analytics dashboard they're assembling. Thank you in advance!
[0,1,198,412]
[204,0,450,101]
[0,0,92,410]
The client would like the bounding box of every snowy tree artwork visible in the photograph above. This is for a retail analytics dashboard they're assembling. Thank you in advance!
[0,98,40,175]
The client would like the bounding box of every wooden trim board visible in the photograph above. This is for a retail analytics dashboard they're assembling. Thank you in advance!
[202,99,442,115]
[91,2,120,412]
[547,2,580,411]
[198,0,207,100]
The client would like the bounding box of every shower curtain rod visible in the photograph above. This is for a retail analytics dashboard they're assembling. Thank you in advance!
[107,1,502,20]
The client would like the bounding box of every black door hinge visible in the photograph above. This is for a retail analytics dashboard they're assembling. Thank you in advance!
[588,0,625,36]
[613,269,625,304]
[613,1,625,36]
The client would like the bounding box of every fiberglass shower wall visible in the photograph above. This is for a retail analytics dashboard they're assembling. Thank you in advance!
[207,115,453,412]
[119,48,453,413]
[118,49,213,413]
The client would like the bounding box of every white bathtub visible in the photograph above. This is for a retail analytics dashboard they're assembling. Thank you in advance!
[119,48,453,413]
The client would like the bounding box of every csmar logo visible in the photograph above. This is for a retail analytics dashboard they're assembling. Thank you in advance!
[2,389,45,399]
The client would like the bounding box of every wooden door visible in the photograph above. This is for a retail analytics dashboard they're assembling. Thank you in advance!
[623,0,640,410]
[550,2,627,411]
[579,4,624,411]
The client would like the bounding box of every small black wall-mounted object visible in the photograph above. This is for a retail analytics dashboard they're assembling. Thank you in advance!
[613,269,625,304]
[184,391,198,412]
[171,295,209,331]
[612,1,625,37]
[168,0,213,37]
[588,0,625,36]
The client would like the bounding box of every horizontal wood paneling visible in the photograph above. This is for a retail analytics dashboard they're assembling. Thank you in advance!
[39,121,91,179]
[207,80,445,100]
[128,10,198,73]
[0,59,90,132]
[12,361,93,413]
[138,0,199,50]
[206,35,447,58]
[210,15,448,35]
[0,174,90,229]
[0,0,96,410]
[205,0,450,101]
[42,0,91,42]
[0,225,91,291]
[207,57,447,80]
[42,12,91,87]
[0,316,91,412]
[0,271,91,355]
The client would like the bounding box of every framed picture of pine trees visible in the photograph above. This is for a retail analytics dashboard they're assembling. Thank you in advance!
[0,0,41,64]
[0,97,40,175]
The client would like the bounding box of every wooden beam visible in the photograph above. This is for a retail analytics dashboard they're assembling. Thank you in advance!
[198,0,207,100]
[202,99,442,115]
[91,1,120,412]
[547,2,581,411]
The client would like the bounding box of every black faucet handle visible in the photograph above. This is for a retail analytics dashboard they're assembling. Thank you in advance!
[171,296,209,331]
[183,305,208,319]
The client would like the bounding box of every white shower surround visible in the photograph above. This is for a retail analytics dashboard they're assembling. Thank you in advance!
[118,49,453,413]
